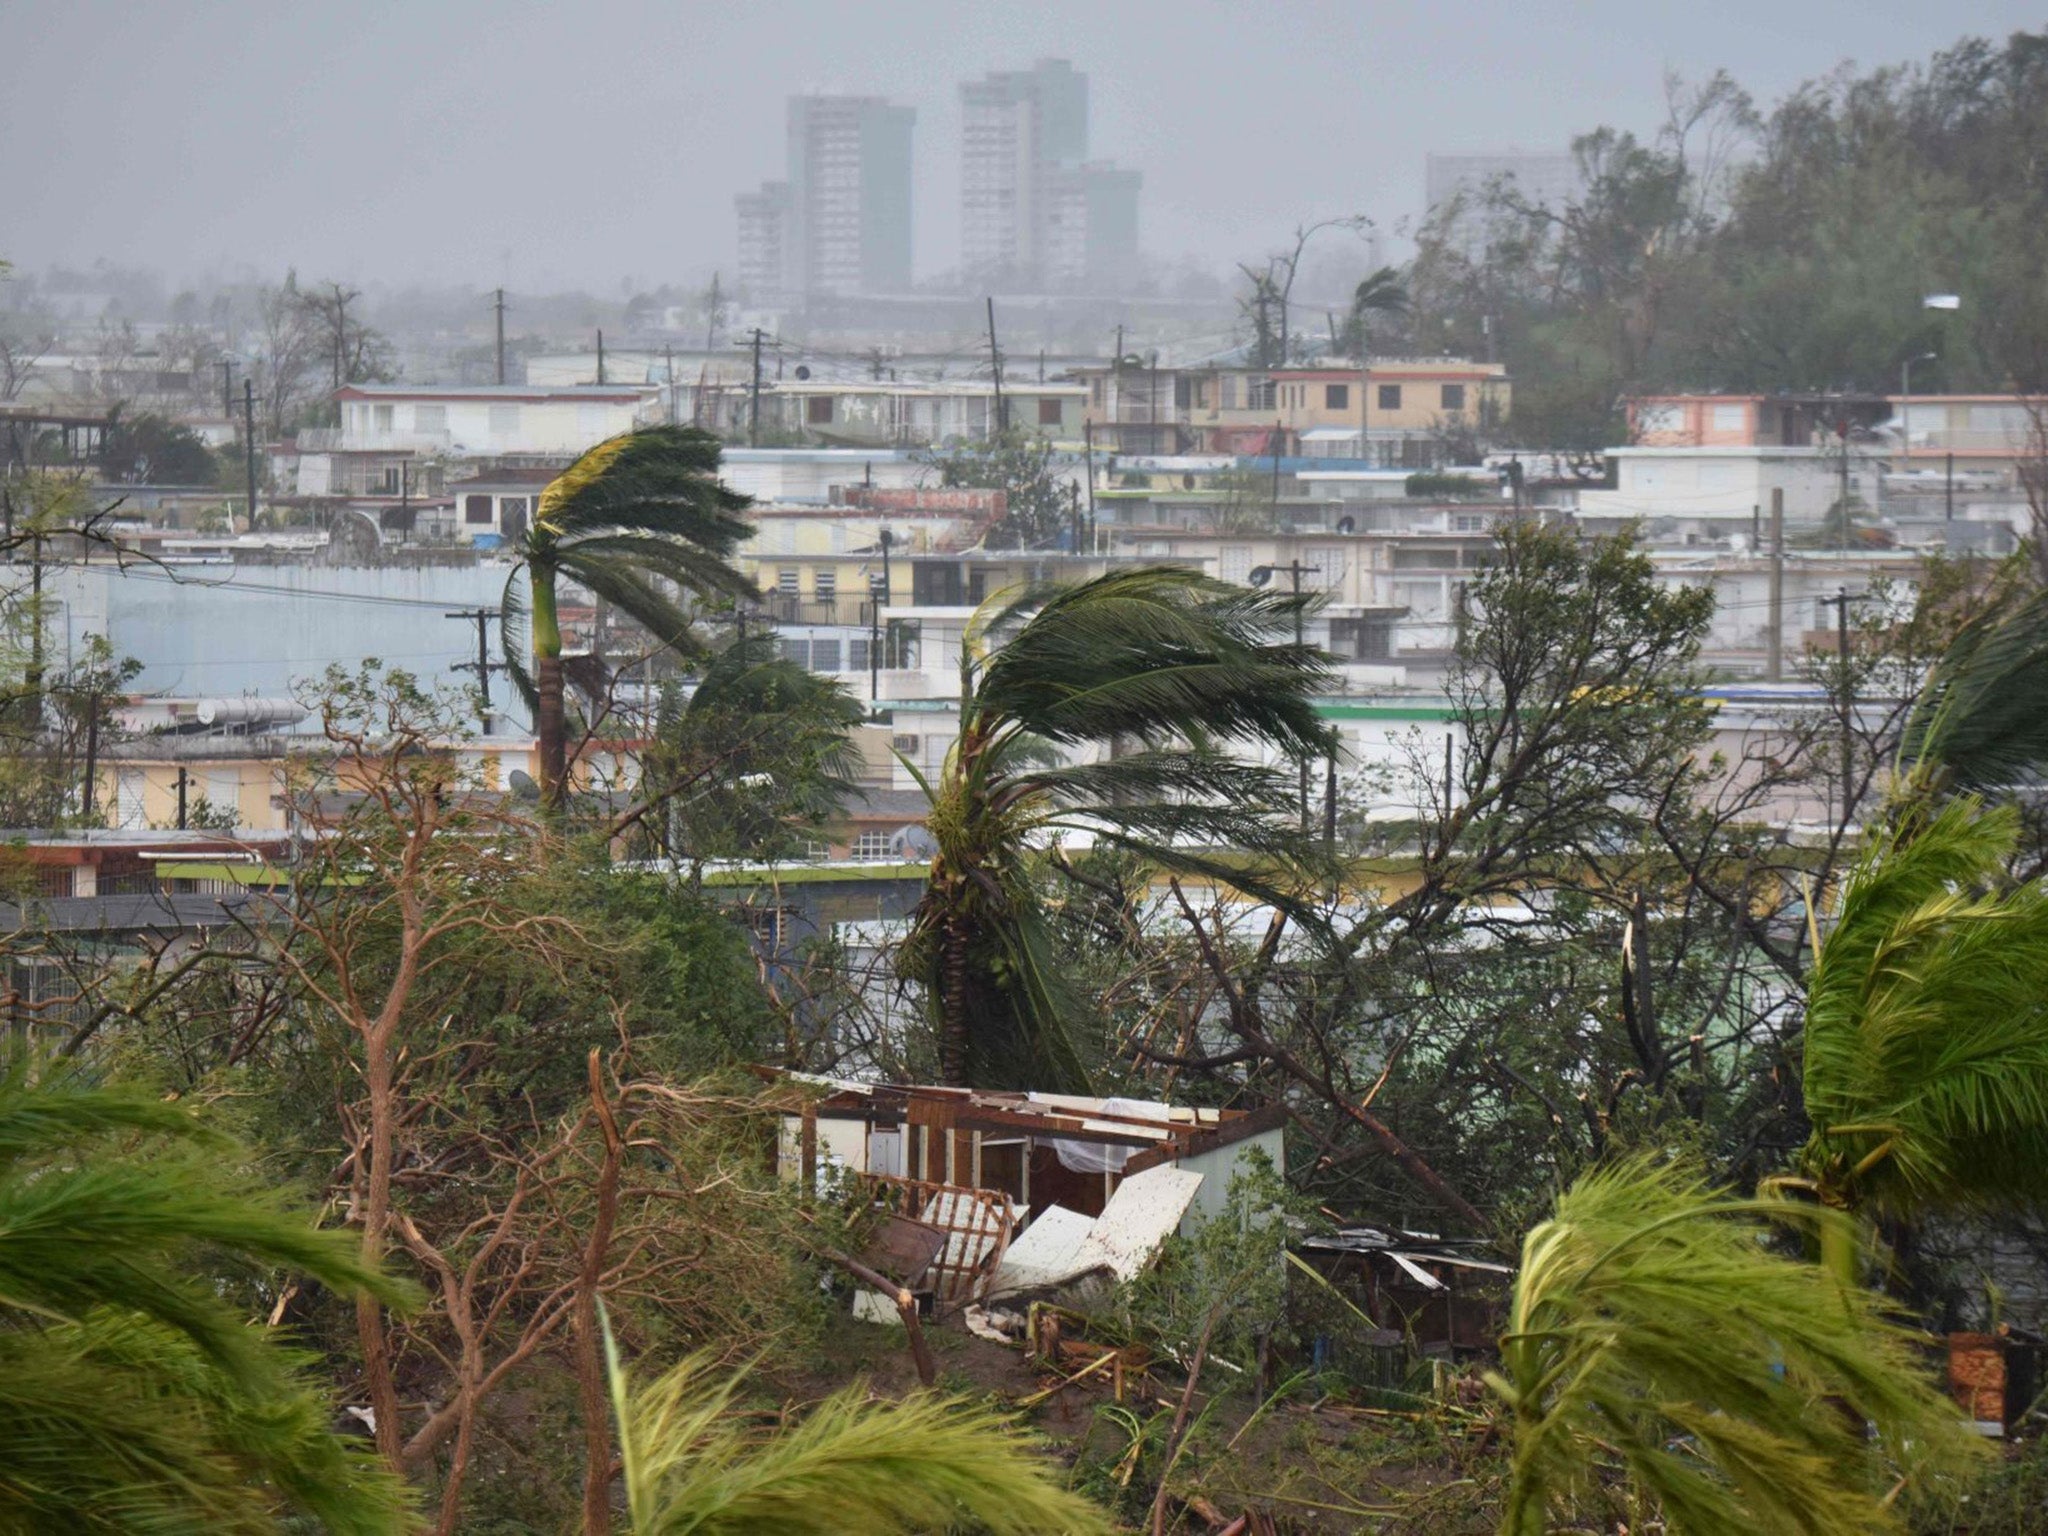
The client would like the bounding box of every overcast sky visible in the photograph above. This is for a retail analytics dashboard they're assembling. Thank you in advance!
[5,0,2041,295]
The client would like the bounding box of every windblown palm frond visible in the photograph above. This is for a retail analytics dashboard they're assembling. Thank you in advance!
[903,567,1334,1089]
[1491,1156,1980,1536]
[0,1067,413,1534]
[1898,584,2048,798]
[1800,796,2048,1221]
[607,1343,1112,1536]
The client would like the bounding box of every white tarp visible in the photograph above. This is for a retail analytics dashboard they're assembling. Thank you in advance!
[1032,1095,1176,1174]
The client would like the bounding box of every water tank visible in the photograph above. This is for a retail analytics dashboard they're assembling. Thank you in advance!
[192,698,308,730]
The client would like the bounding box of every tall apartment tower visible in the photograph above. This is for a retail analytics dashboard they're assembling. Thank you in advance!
[735,95,915,299]
[961,59,1139,293]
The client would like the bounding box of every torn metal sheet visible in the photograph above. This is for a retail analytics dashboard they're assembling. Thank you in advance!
[987,1205,1101,1299]
[1386,1252,1448,1292]
[1072,1165,1204,1282]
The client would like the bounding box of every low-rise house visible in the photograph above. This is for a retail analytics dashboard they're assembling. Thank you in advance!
[332,383,664,458]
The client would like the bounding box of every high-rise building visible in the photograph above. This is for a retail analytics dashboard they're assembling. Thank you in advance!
[961,59,1139,293]
[735,95,915,299]
[735,182,792,299]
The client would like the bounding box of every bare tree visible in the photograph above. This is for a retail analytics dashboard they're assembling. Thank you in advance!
[1236,215,1373,367]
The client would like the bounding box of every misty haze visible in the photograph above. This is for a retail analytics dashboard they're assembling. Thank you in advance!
[4,4,2048,1533]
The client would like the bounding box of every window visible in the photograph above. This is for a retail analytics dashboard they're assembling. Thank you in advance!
[807,396,834,424]
[1711,402,1746,432]
[499,496,528,531]
[1325,384,1349,410]
[848,636,870,672]
[464,494,493,525]
[116,770,144,828]
[1174,377,1194,410]
[413,404,447,433]
[1220,375,1240,410]
[373,404,394,432]
[1441,384,1466,412]
[1037,397,1062,426]
[488,404,521,438]
[777,569,799,595]
[1089,378,1104,408]
[778,638,809,666]
[1221,545,1252,585]
[810,638,841,672]
[1247,379,1276,411]
[1377,384,1402,411]
[813,568,836,600]
[852,830,894,861]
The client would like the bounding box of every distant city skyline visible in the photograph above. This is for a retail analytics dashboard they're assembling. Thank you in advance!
[4,0,2040,293]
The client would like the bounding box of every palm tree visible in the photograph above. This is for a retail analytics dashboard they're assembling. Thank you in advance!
[1794,795,2048,1284]
[1343,265,1409,361]
[1491,1156,1978,1536]
[898,567,1333,1089]
[606,1341,1112,1535]
[505,427,759,810]
[630,631,866,859]
[0,1065,412,1534]
[1897,581,2048,802]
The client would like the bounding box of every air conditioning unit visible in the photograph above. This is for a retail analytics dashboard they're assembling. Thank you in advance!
[891,734,920,753]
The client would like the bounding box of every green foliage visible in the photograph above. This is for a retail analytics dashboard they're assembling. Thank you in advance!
[606,1339,1113,1535]
[0,1067,413,1534]
[643,632,865,864]
[1899,581,2048,799]
[1117,1147,1299,1371]
[919,429,1072,550]
[1800,797,2048,1223]
[98,408,221,485]
[1491,1156,1982,1536]
[1403,471,1493,500]
[899,566,1333,1088]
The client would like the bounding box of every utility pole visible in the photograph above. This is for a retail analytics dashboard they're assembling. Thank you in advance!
[493,288,507,385]
[1082,419,1097,545]
[81,688,101,822]
[445,608,504,735]
[1766,488,1784,682]
[704,272,723,352]
[985,297,1007,436]
[175,765,188,830]
[242,378,259,534]
[595,329,606,386]
[1261,557,1321,829]
[868,572,884,706]
[1819,588,1860,827]
[221,358,234,420]
[742,328,767,447]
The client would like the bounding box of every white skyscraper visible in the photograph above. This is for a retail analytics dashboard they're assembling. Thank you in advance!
[735,95,915,299]
[960,59,1138,293]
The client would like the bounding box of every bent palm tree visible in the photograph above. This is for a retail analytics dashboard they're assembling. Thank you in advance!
[1796,795,2048,1283]
[0,1066,413,1534]
[506,427,758,810]
[607,1343,1111,1535]
[635,631,866,859]
[1897,581,2048,802]
[1344,265,1409,360]
[899,567,1333,1089]
[1491,1156,1978,1536]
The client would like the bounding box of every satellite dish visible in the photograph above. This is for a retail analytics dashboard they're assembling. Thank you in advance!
[794,365,811,380]
[1248,565,1273,588]
[508,770,540,802]
[890,825,939,860]
[1335,515,1357,535]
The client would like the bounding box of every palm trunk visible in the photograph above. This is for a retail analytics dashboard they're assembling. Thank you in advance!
[532,563,567,811]
[939,912,971,1087]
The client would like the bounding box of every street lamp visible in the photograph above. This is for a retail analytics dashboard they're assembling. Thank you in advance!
[1900,350,1937,485]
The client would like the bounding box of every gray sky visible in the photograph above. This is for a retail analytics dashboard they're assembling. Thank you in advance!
[5,0,2041,294]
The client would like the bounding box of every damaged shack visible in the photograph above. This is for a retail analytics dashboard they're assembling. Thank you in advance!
[769,1076,1286,1312]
